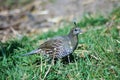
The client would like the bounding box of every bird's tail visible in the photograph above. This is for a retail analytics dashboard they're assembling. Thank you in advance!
[22,49,41,56]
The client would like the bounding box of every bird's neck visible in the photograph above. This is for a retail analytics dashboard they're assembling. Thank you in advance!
[68,33,78,50]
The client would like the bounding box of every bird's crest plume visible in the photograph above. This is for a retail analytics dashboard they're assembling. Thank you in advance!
[73,18,78,27]
[74,21,77,27]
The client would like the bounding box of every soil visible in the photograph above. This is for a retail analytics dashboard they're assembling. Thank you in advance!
[0,0,120,42]
[43,0,120,17]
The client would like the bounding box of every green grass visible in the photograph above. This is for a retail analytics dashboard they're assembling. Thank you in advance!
[0,8,120,80]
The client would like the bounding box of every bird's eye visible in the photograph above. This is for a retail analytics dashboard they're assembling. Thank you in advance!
[74,28,77,31]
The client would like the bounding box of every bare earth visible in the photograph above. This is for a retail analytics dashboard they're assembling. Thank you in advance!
[0,0,120,42]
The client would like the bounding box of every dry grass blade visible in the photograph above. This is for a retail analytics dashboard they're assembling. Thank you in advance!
[90,54,101,61]
[43,51,56,80]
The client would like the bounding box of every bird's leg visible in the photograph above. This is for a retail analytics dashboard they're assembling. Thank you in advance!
[51,50,56,65]
[67,55,70,63]
[52,56,55,65]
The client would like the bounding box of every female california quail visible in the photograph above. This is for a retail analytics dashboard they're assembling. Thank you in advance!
[23,22,81,59]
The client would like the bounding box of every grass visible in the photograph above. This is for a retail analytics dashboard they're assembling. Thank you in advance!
[0,7,120,80]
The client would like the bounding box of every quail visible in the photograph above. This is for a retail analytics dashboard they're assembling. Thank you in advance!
[22,22,81,60]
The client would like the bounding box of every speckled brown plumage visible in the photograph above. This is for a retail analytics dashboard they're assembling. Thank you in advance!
[22,22,81,59]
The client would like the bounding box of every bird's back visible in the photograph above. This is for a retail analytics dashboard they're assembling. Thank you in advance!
[39,36,73,58]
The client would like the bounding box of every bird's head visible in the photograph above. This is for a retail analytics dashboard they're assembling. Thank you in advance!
[72,27,81,35]
[69,22,82,35]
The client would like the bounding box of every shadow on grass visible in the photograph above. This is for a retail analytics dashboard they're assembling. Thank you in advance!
[0,40,24,57]
[32,54,81,65]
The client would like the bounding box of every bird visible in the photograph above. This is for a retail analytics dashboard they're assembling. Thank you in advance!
[22,22,82,60]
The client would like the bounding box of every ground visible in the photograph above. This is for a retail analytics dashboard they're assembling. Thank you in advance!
[0,0,120,41]
[0,0,120,80]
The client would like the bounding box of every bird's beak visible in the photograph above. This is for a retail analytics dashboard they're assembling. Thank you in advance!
[79,29,83,34]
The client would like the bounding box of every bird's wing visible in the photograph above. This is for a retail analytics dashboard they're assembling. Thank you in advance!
[39,37,72,58]
[39,39,63,54]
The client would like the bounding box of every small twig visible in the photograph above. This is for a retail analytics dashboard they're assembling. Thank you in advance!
[106,20,114,28]
[1,29,9,42]
[42,59,54,80]
[90,54,100,61]
[10,26,23,40]
[43,64,52,80]
[0,18,24,30]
